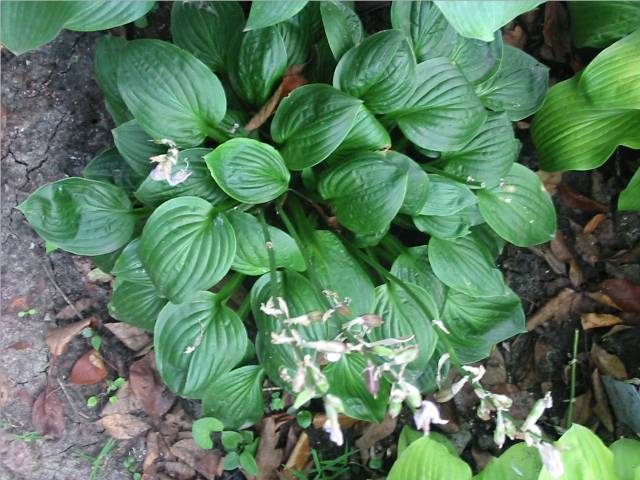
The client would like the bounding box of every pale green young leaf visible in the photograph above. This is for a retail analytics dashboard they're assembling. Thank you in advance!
[610,438,640,480]
[192,417,224,450]
[475,442,541,480]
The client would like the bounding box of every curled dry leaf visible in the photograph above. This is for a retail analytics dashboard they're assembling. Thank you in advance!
[526,288,578,331]
[55,298,93,320]
[70,349,108,385]
[256,415,288,480]
[101,381,143,416]
[129,353,175,421]
[99,413,150,440]
[45,318,90,357]
[281,432,310,480]
[536,171,562,196]
[558,184,609,213]
[601,279,640,313]
[104,322,152,352]
[550,231,572,263]
[568,259,584,288]
[571,390,593,427]
[502,24,526,48]
[580,313,622,331]
[583,213,607,235]
[170,439,223,479]
[355,413,397,463]
[591,343,627,380]
[591,370,614,432]
[32,385,65,439]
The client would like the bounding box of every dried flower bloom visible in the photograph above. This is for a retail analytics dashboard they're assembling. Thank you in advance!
[149,139,191,186]
[364,361,380,398]
[432,319,451,334]
[414,400,448,434]
[436,353,450,388]
[522,392,552,433]
[435,376,468,403]
[323,394,345,446]
[537,442,564,478]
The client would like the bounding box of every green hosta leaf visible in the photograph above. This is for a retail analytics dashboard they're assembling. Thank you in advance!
[470,224,506,261]
[277,3,317,66]
[207,109,255,144]
[117,39,226,147]
[305,230,375,316]
[398,427,457,457]
[64,1,154,31]
[0,1,73,55]
[318,151,408,235]
[531,76,640,172]
[388,435,472,480]
[229,27,287,106]
[419,175,476,216]
[619,168,640,212]
[192,417,223,450]
[271,84,362,170]
[325,354,390,423]
[443,288,524,363]
[428,235,508,298]
[112,120,166,178]
[610,438,640,480]
[154,292,248,398]
[240,452,259,477]
[390,246,447,312]
[94,36,131,125]
[91,249,124,274]
[320,1,364,61]
[579,30,640,110]
[333,30,416,114]
[332,105,391,158]
[371,282,439,372]
[18,178,135,256]
[227,211,304,275]
[139,197,236,304]
[568,1,640,48]
[434,1,543,42]
[477,163,556,247]
[82,148,142,194]
[386,152,430,216]
[394,58,486,151]
[245,0,309,31]
[391,1,457,62]
[202,365,265,430]
[539,424,616,480]
[170,1,244,72]
[112,238,152,285]
[205,139,289,204]
[475,46,549,121]
[441,113,519,188]
[413,205,483,240]
[449,32,503,84]
[108,278,166,332]
[475,442,541,480]
[135,148,227,206]
[309,37,337,84]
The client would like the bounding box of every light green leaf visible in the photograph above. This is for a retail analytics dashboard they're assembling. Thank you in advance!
[434,1,543,42]
[272,84,362,170]
[610,438,640,480]
[441,112,519,188]
[477,163,556,247]
[388,435,472,480]
[321,1,364,61]
[371,282,439,372]
[531,76,640,171]
[112,120,166,178]
[240,451,259,476]
[475,46,549,121]
[394,58,486,151]
[139,197,236,304]
[64,1,154,31]
[398,427,457,458]
[333,30,416,114]
[325,354,390,423]
[428,235,508,298]
[568,1,640,48]
[443,288,525,363]
[192,417,224,449]
[205,139,289,204]
[227,211,305,275]
[449,32,503,84]
[386,152,430,216]
[245,0,309,31]
[170,1,244,72]
[17,178,135,256]
[135,148,228,206]
[108,278,166,332]
[332,105,391,158]
[539,424,616,480]
[390,246,447,312]
[112,238,152,285]
[154,292,248,398]
[202,366,265,430]
[117,39,226,147]
[318,151,408,235]
[94,35,131,125]
[579,30,640,110]
[0,1,73,55]
[413,205,484,240]
[475,442,541,480]
[419,175,476,216]
[619,168,640,212]
[82,148,142,194]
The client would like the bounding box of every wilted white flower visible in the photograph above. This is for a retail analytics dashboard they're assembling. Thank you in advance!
[436,353,450,388]
[149,140,191,186]
[303,340,349,362]
[398,380,422,409]
[462,365,486,384]
[522,392,553,433]
[432,319,450,334]
[414,400,448,434]
[537,442,564,478]
[323,395,345,446]
[435,376,468,403]
[494,410,507,448]
[261,297,289,317]
[364,361,380,398]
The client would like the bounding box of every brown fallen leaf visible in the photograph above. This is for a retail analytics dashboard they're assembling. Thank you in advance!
[584,213,607,235]
[46,318,90,357]
[143,431,163,475]
[281,432,310,480]
[571,390,593,427]
[482,348,507,388]
[537,171,563,196]
[609,244,640,265]
[601,279,640,313]
[568,259,584,288]
[355,413,397,463]
[581,313,623,330]
[7,297,30,314]
[503,24,526,48]
[592,370,614,432]
[311,413,359,430]
[7,341,32,350]
[163,461,196,479]
[70,350,108,385]
[550,231,572,263]
[104,323,152,352]
[529,245,566,275]
[586,291,621,311]
[591,343,627,380]
[542,2,572,62]
[130,353,175,421]
[558,184,609,213]
[55,298,94,320]
[256,415,288,480]
[170,439,223,479]
[526,288,578,331]
[32,385,65,439]
[101,381,143,416]
[99,413,150,440]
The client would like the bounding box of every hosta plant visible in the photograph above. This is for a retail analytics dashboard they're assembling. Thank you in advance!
[16,0,555,450]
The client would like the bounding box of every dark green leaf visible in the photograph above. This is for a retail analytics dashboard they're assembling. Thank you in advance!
[192,417,224,450]
[82,148,142,194]
[386,152,430,216]
[18,178,135,256]
[277,3,317,66]
[207,109,256,144]
[333,30,416,114]
[419,174,476,216]
[94,35,132,125]
[332,105,391,158]
[245,0,309,31]
[325,354,390,423]
[139,197,236,304]
[390,246,447,312]
[227,211,305,275]
[154,292,248,398]
[568,1,640,48]
[449,32,503,84]
[320,1,364,61]
[205,138,290,204]
[271,84,362,170]
[64,1,154,31]
[470,223,505,261]
[202,365,265,430]
[108,278,167,332]
[413,205,484,240]
[117,39,227,147]
[619,168,640,212]
[112,120,166,178]
[477,163,556,247]
[112,238,152,285]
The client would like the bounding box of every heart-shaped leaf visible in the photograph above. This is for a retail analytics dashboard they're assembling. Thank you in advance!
[449,32,503,84]
[320,1,364,61]
[245,0,309,31]
[205,139,290,204]
[112,119,166,178]
[192,417,224,450]
[419,175,476,216]
[139,196,236,304]
[17,178,135,256]
[413,205,484,240]
[568,1,640,48]
[386,152,430,216]
[108,278,167,332]
[117,39,227,147]
[82,148,142,195]
[94,35,132,125]
[277,3,318,66]
[390,246,447,312]
[64,1,154,31]
[154,292,248,398]
[112,238,152,285]
[610,438,640,480]
[332,105,391,158]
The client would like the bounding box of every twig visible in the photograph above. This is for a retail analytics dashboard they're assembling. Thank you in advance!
[41,259,84,321]
[56,378,91,421]
[566,329,579,428]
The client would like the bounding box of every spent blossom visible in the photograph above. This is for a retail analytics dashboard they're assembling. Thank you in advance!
[414,400,448,434]
[149,138,191,186]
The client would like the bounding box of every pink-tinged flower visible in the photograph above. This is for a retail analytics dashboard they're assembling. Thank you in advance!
[413,400,448,434]
[364,361,380,398]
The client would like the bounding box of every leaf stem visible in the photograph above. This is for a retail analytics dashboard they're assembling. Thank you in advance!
[566,328,579,428]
